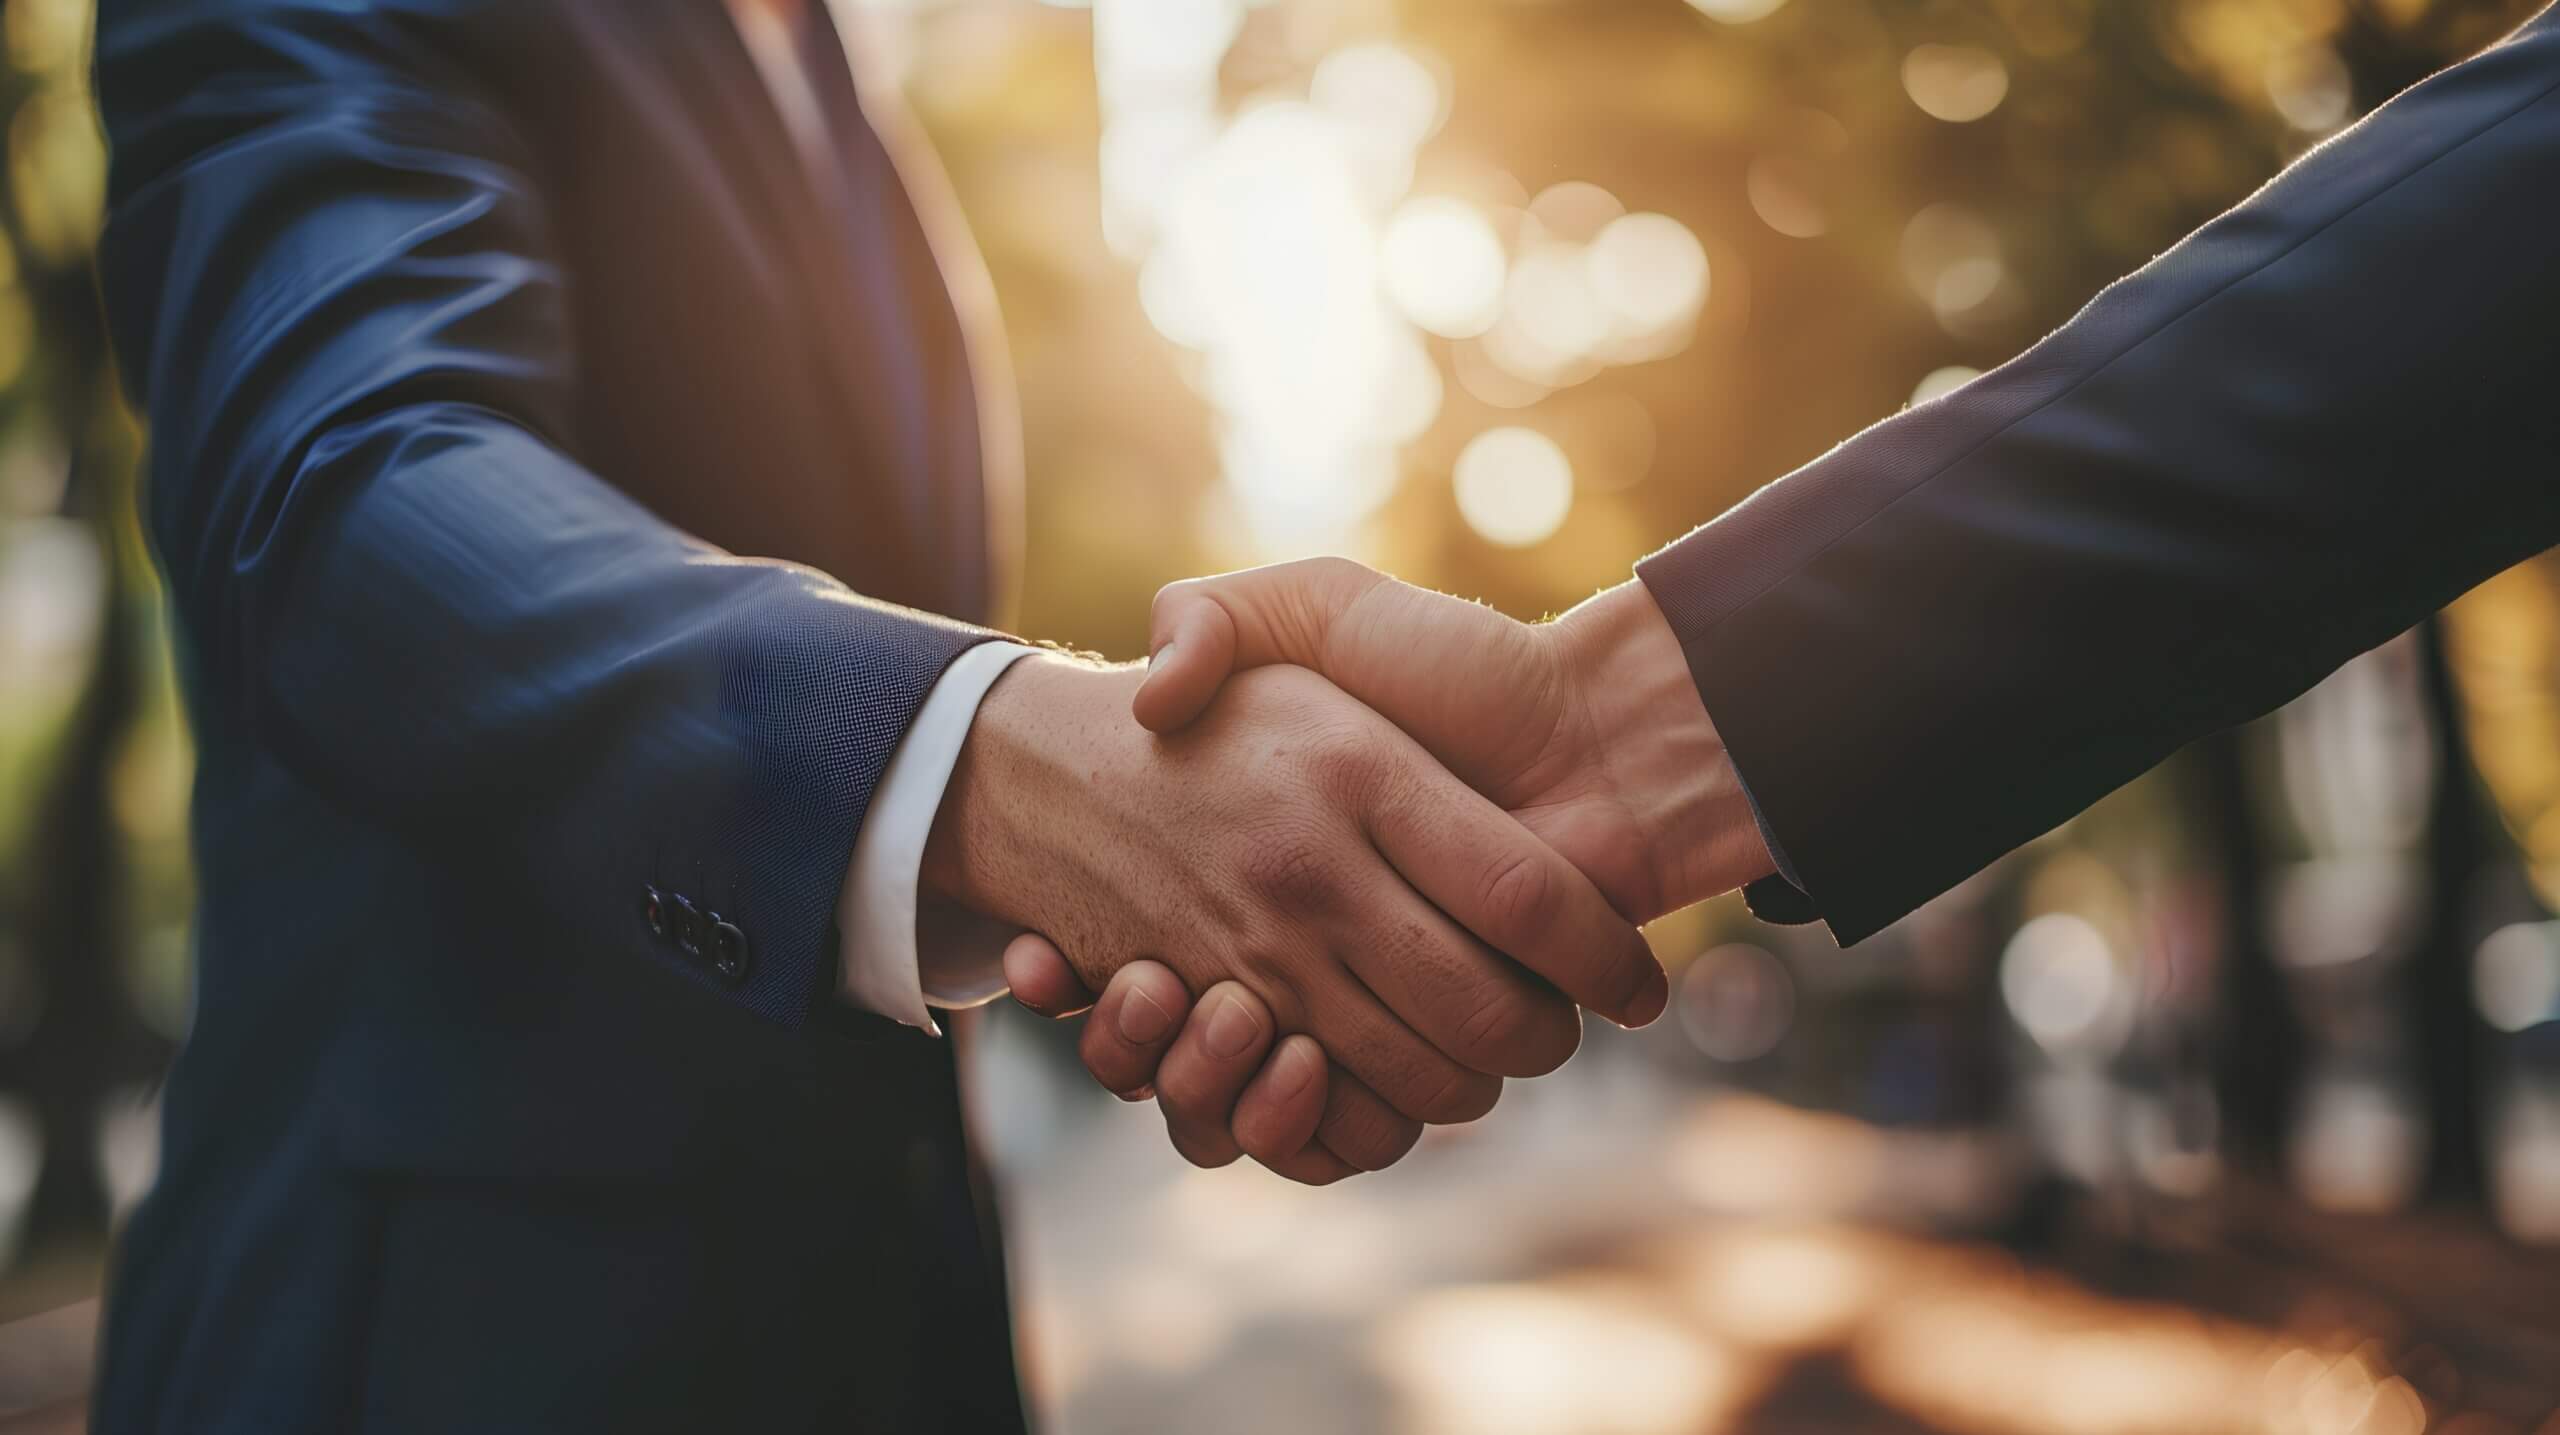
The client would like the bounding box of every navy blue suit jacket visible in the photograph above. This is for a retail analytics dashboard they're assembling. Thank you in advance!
[91,1,1026,1429]
[1641,4,2560,945]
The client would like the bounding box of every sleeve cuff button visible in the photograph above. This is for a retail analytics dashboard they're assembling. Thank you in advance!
[710,919,751,985]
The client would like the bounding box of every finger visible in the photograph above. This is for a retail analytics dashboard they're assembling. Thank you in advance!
[1366,762,1670,1030]
[1155,982,1279,1168]
[1256,1143,1360,1186]
[1281,956,1504,1127]
[1336,877,1582,1079]
[1132,586,1237,734]
[1315,1069,1427,1172]
[1078,961,1191,1099]
[1003,932,1097,1019]
[1231,1033,1329,1167]
[1134,557,1386,733]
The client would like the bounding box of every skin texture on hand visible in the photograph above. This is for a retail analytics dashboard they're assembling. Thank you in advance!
[1010,561,1777,1183]
[928,653,1666,1173]
[1141,560,1774,920]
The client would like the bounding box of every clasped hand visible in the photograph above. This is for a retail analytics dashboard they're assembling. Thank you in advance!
[931,559,1771,1184]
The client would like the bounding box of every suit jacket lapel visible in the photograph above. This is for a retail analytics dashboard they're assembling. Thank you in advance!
[640,0,899,479]
[798,2,992,616]
[622,0,993,619]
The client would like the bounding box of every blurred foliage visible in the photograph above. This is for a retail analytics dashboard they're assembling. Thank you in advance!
[884,0,2544,657]
[0,0,186,1275]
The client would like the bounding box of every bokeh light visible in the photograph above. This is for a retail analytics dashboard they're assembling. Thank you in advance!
[1902,44,2011,123]
[1901,202,2005,325]
[1310,42,1445,206]
[1747,154,1827,238]
[2266,45,2354,132]
[2290,1074,2426,1215]
[1586,212,1710,356]
[2000,913,2127,1056]
[1504,242,1612,362]
[2473,921,2560,1033]
[1381,197,1507,338]
[1684,0,1791,25]
[1452,427,1573,548]
[1525,181,1625,244]
[1912,364,1983,405]
[1677,943,1796,1063]
[1375,1283,1750,1435]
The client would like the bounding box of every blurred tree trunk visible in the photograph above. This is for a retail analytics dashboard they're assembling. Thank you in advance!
[2201,724,2300,1180]
[13,516,131,1249]
[2413,618,2488,1205]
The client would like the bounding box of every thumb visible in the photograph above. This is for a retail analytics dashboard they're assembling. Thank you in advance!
[1002,931,1098,1018]
[1132,557,1386,733]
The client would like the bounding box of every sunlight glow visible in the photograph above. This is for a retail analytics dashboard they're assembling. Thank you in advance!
[1375,1284,1750,1435]
[1526,181,1626,244]
[1095,10,1451,555]
[1091,9,1711,554]
[1382,198,1508,338]
[1453,428,1573,548]
[1586,212,1709,352]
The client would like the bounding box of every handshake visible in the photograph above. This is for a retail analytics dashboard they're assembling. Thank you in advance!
[924,558,1779,1185]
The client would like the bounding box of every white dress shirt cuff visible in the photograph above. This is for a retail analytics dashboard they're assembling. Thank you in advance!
[836,640,1040,1033]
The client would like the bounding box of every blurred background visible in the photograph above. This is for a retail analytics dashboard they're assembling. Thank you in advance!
[5,0,2560,1428]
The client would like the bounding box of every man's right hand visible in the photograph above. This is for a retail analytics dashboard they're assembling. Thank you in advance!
[924,654,1667,1174]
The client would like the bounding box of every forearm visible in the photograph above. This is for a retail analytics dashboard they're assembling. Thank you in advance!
[261,411,994,1017]
[98,4,999,1020]
[1637,5,2560,941]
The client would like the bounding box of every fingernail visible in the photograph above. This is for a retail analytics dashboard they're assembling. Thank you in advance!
[1271,1041,1321,1099]
[1204,991,1262,1059]
[1148,639,1179,669]
[1118,985,1174,1044]
[1117,1084,1154,1103]
[1624,966,1671,1029]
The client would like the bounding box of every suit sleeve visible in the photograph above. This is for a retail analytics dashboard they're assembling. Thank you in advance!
[1636,4,2560,945]
[95,0,996,1023]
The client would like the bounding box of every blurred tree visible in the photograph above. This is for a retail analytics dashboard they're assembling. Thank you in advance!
[0,0,177,1269]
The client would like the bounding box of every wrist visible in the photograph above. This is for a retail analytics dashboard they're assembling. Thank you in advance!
[922,653,1139,924]
[1554,580,1775,915]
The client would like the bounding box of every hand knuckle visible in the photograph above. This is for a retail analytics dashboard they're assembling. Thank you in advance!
[1480,850,1559,940]
[1236,1109,1304,1166]
[1456,985,1580,1078]
[1323,1101,1423,1172]
[1301,729,1387,803]
[1077,1024,1130,1084]
[1168,1126,1241,1169]
[1408,1062,1502,1125]
[1154,1074,1211,1124]
[1605,941,1660,1013]
[1240,833,1346,916]
[1249,968,1311,1035]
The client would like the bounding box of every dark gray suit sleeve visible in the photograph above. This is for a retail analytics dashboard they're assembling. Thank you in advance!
[1637,3,2560,945]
